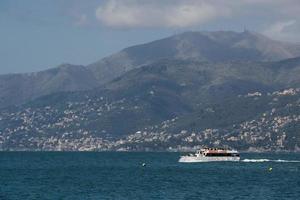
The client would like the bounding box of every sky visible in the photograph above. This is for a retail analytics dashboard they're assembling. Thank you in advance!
[0,0,299,74]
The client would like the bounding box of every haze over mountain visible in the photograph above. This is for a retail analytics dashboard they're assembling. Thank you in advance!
[0,64,99,108]
[1,30,300,108]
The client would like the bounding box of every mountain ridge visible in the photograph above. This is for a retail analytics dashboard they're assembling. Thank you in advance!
[1,30,300,108]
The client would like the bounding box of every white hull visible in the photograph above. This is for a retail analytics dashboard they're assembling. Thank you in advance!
[179,156,240,163]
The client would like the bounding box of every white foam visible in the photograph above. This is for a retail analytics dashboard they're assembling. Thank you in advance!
[241,159,300,163]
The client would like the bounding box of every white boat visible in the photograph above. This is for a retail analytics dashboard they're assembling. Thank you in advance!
[179,148,240,162]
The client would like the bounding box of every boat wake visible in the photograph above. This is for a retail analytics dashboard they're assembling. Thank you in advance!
[241,159,300,163]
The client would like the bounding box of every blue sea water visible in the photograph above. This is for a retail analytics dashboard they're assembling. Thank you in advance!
[0,152,299,200]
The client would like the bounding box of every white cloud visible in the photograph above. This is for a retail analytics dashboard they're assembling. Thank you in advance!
[94,0,300,41]
[95,0,230,28]
[263,20,298,42]
[265,20,296,35]
[95,0,300,29]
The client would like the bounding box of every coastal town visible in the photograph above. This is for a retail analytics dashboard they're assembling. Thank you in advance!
[0,88,299,152]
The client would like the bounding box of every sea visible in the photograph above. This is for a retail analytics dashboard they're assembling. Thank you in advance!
[0,152,299,200]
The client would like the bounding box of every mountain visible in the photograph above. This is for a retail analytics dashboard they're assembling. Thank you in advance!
[1,31,300,108]
[1,57,300,151]
[88,30,300,83]
[0,64,99,108]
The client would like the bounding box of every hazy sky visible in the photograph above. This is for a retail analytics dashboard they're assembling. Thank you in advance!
[0,0,299,74]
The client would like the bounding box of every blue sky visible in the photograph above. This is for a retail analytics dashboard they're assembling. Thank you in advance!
[0,0,299,74]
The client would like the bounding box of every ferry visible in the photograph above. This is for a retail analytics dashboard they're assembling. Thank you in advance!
[178,148,240,162]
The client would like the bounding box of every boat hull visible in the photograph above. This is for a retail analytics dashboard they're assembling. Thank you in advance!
[179,156,240,163]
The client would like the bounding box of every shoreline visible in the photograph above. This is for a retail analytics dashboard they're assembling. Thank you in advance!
[0,149,299,153]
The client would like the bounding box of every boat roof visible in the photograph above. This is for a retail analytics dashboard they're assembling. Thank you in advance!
[198,148,239,153]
